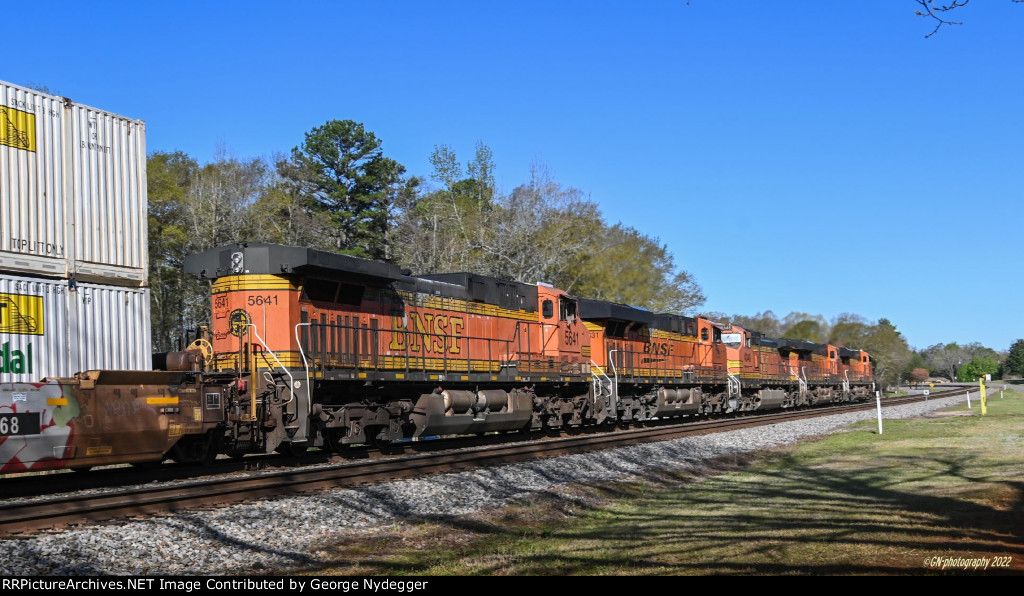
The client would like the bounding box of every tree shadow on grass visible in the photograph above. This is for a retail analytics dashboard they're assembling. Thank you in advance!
[297,451,1022,576]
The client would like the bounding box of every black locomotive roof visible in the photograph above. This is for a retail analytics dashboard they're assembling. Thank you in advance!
[651,312,698,335]
[838,347,863,358]
[578,299,654,324]
[417,272,538,312]
[184,243,404,282]
[773,338,827,354]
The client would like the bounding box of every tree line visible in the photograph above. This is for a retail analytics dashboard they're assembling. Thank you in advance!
[711,309,1015,387]
[148,120,703,352]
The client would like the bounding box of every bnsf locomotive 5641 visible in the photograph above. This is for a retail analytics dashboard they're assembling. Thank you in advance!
[0,243,873,472]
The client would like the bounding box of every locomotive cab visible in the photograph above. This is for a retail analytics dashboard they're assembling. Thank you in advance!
[536,284,589,372]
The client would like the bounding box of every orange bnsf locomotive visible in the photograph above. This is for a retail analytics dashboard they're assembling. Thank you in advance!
[581,301,873,422]
[0,242,873,472]
[184,243,594,456]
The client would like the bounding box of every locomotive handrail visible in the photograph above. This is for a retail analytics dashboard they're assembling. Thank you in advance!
[296,319,562,378]
[248,323,296,406]
[590,360,617,418]
[607,349,620,400]
[505,321,524,365]
[294,321,312,398]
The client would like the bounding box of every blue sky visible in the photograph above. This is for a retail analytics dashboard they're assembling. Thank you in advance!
[5,2,1022,352]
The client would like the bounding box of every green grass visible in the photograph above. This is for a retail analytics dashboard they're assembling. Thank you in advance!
[286,388,1024,576]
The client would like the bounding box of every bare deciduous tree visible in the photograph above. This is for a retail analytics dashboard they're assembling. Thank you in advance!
[915,0,1024,37]
[923,343,969,381]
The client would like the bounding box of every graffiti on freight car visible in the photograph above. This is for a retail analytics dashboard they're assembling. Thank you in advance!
[0,382,77,472]
[0,106,35,152]
[0,293,43,335]
[103,400,147,419]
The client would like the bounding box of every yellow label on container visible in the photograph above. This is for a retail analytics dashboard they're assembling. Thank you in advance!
[86,446,113,456]
[0,106,36,152]
[146,397,179,405]
[168,424,182,437]
[0,293,44,335]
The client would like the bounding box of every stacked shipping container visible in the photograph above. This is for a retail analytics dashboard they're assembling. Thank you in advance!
[0,80,151,381]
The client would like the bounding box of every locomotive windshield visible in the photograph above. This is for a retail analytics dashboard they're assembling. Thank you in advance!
[721,333,743,348]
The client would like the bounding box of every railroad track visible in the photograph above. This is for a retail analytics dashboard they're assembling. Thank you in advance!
[0,389,971,537]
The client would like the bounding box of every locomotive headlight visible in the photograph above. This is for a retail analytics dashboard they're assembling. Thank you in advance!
[230,251,244,274]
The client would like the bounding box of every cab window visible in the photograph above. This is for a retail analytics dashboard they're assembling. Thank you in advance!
[559,297,577,322]
[542,300,554,319]
[721,333,742,349]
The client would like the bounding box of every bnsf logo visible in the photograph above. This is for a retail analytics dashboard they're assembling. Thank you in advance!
[643,341,673,356]
[388,313,465,354]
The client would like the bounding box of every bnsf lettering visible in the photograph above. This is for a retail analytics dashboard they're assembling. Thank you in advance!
[388,314,465,354]
[643,341,673,356]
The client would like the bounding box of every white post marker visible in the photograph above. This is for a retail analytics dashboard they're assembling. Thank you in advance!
[966,391,971,409]
[875,391,883,435]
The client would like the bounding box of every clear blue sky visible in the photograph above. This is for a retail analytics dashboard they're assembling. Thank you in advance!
[5,2,1022,352]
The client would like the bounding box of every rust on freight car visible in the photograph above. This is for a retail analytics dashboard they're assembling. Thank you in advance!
[0,371,232,473]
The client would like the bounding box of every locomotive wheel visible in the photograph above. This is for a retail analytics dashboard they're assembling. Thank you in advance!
[324,428,351,454]
[366,426,392,451]
[275,441,309,458]
[171,433,219,466]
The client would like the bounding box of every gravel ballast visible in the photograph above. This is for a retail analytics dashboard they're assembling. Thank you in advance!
[0,395,974,575]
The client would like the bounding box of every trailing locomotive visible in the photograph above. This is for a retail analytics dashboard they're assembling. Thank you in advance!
[0,242,873,473]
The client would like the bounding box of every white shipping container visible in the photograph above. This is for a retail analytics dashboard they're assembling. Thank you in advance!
[0,84,67,277]
[70,103,147,279]
[75,280,152,372]
[0,274,151,382]
[0,79,147,285]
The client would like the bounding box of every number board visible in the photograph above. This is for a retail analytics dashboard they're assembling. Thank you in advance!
[0,413,41,436]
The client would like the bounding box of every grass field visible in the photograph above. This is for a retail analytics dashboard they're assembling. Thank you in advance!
[295,387,1024,576]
